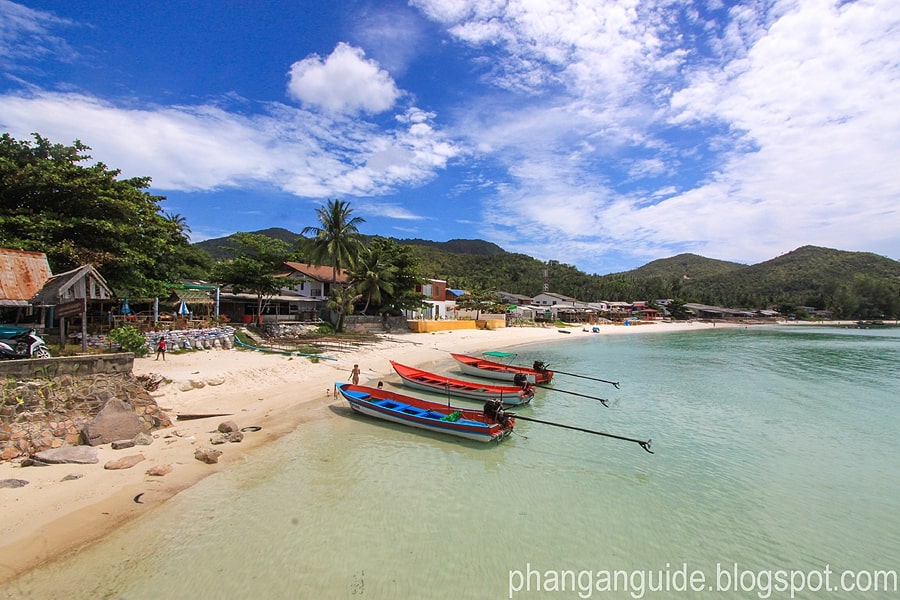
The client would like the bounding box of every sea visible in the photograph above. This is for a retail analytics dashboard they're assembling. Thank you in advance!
[4,325,899,599]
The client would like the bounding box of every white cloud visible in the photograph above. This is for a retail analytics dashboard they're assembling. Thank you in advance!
[0,0,76,65]
[413,0,900,268]
[0,91,460,198]
[286,42,401,116]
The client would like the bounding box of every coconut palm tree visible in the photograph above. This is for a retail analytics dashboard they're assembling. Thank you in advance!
[301,199,365,286]
[164,211,191,238]
[352,243,397,314]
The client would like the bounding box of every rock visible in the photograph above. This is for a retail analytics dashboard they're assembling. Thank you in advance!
[206,376,225,387]
[194,447,222,464]
[61,473,84,481]
[1,447,20,461]
[0,478,29,488]
[111,439,136,450]
[82,399,147,446]
[146,464,172,476]
[209,434,227,445]
[133,432,154,446]
[32,446,99,465]
[226,431,243,443]
[104,453,146,470]
[217,421,240,433]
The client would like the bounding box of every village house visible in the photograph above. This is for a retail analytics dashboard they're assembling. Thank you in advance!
[0,248,52,324]
[217,262,347,324]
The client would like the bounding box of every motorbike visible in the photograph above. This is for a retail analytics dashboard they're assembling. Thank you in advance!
[0,328,52,359]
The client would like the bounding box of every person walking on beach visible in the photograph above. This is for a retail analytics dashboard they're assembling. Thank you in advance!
[155,336,167,361]
[349,364,361,385]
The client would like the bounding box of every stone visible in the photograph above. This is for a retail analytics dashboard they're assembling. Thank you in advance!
[194,447,222,464]
[146,464,172,476]
[111,439,135,450]
[217,420,240,433]
[61,473,84,481]
[81,399,146,446]
[133,432,154,446]
[0,478,29,488]
[104,453,145,470]
[32,446,99,464]
[0,447,20,461]
[209,434,227,445]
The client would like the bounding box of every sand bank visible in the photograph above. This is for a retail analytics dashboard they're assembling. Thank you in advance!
[0,320,739,583]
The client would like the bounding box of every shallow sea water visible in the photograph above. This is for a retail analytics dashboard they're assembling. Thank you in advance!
[5,325,899,599]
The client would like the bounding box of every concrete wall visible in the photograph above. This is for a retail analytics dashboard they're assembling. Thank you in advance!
[0,353,134,379]
[406,319,509,333]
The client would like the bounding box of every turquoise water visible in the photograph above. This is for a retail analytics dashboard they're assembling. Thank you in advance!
[5,326,899,599]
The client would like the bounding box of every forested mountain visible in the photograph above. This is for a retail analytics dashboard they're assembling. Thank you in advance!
[193,230,900,319]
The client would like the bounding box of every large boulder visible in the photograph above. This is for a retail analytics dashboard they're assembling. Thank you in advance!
[82,399,147,446]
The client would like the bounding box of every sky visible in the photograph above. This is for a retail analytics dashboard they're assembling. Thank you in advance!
[1,0,898,275]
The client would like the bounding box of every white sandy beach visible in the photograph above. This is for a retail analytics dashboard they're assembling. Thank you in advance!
[0,320,740,584]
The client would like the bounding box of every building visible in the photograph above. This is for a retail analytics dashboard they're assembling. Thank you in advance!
[0,249,52,323]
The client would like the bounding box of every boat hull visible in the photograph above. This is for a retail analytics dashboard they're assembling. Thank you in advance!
[390,361,533,405]
[450,353,554,384]
[335,382,514,443]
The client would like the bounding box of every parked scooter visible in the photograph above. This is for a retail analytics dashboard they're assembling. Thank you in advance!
[0,329,51,359]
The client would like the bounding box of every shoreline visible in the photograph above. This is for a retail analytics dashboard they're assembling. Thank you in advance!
[0,319,780,584]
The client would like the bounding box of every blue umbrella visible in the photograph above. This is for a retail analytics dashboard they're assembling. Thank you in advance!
[121,299,131,315]
[178,298,190,316]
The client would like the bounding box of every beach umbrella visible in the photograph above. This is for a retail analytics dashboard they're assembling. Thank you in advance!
[121,298,131,315]
[178,298,190,315]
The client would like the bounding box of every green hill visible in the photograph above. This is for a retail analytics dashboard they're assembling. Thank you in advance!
[192,230,900,319]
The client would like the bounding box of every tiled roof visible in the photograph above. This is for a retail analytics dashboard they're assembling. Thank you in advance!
[283,262,349,284]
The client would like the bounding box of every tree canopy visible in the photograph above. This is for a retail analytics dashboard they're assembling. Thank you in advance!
[0,133,209,297]
[210,232,290,325]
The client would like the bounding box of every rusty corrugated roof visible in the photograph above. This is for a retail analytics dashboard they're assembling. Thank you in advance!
[0,248,52,306]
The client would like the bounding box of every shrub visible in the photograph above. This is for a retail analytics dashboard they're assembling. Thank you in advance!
[109,326,150,356]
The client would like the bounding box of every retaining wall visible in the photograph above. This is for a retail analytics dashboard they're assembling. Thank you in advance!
[0,353,170,461]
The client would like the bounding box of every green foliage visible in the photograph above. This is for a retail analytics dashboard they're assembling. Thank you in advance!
[350,237,426,315]
[454,290,505,319]
[301,199,365,281]
[108,326,149,356]
[0,133,208,296]
[326,286,361,333]
[211,233,290,325]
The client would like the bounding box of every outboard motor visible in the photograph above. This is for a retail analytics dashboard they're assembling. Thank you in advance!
[533,360,549,374]
[513,373,528,388]
[483,398,511,427]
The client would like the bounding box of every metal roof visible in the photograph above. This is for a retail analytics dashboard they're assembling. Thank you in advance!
[0,248,52,307]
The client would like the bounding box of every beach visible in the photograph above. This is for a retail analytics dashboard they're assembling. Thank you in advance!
[0,320,737,584]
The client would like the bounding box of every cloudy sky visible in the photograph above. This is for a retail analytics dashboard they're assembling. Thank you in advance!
[1,0,898,274]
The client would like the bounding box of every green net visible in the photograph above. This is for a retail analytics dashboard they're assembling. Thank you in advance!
[441,410,462,422]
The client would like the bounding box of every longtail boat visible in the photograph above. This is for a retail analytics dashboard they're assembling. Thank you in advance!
[390,361,534,405]
[450,352,554,384]
[335,382,515,443]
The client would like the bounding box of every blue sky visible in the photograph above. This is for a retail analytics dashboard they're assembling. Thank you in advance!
[1,0,898,274]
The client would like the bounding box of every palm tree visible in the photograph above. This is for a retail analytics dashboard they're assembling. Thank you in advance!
[352,244,397,314]
[164,211,191,241]
[301,199,365,287]
[327,285,362,333]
